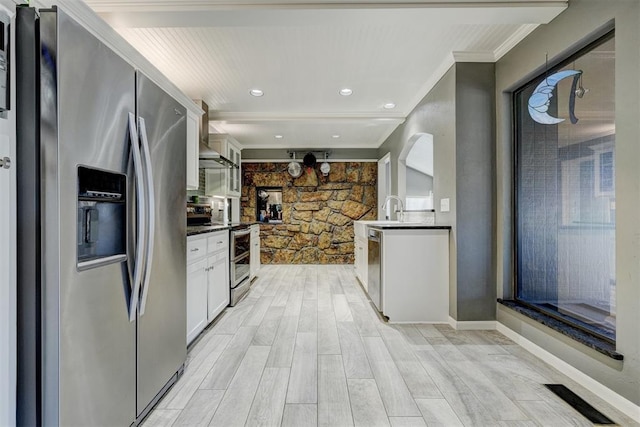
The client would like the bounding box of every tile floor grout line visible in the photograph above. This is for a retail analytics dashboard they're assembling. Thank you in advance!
[143,264,637,427]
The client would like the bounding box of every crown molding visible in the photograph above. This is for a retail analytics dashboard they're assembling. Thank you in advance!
[451,23,540,63]
[403,53,456,117]
[452,51,496,62]
[493,23,539,60]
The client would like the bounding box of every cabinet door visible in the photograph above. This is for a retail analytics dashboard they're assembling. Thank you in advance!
[205,169,224,196]
[186,110,199,190]
[234,148,241,194]
[250,242,260,279]
[228,143,241,196]
[249,226,260,279]
[187,258,208,344]
[253,239,260,275]
[207,253,230,322]
[355,237,368,290]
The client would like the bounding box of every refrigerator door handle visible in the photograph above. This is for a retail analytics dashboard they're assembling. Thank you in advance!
[128,112,146,322]
[138,116,156,316]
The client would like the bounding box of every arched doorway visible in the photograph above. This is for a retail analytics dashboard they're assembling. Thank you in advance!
[399,133,433,210]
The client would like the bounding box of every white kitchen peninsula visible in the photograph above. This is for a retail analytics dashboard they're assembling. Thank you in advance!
[361,223,451,323]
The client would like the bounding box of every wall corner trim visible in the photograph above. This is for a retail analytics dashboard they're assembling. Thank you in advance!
[496,323,640,422]
[448,317,497,330]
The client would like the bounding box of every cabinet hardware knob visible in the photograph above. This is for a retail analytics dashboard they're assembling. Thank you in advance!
[190,248,199,252]
[0,156,10,169]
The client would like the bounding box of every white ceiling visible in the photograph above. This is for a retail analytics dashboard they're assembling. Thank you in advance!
[85,0,567,150]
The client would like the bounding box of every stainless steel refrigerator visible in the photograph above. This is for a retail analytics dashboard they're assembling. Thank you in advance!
[16,6,187,426]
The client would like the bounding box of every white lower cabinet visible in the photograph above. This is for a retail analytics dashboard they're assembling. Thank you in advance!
[187,230,229,345]
[207,251,229,322]
[186,257,208,345]
[380,228,450,323]
[250,224,260,280]
[354,236,368,290]
[354,222,369,290]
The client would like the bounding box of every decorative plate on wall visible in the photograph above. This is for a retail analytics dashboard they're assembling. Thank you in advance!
[288,161,302,178]
[320,162,331,176]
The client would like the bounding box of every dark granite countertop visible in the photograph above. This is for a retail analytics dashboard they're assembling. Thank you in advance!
[498,299,623,360]
[187,224,230,236]
[187,222,261,236]
[369,225,452,230]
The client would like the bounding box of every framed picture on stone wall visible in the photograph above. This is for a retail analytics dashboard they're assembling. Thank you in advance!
[257,187,283,223]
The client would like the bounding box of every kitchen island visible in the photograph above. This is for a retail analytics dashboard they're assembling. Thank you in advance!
[355,221,451,323]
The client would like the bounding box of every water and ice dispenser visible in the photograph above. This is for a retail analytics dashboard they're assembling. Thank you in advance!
[77,166,127,270]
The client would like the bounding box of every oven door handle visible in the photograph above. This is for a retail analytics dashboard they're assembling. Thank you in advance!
[232,229,251,238]
[232,251,250,263]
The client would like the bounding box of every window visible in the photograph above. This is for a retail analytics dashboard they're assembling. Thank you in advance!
[514,32,615,342]
[256,187,283,223]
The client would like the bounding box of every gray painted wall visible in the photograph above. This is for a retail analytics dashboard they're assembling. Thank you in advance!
[455,62,496,321]
[406,167,433,196]
[495,0,640,406]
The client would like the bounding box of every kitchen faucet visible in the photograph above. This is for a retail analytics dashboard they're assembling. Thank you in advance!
[382,195,404,222]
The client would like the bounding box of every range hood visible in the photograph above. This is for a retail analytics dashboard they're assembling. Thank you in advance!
[196,100,238,169]
[199,144,237,169]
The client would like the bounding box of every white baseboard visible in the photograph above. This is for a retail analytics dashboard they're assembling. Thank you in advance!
[496,323,640,422]
[448,317,497,330]
[390,321,450,325]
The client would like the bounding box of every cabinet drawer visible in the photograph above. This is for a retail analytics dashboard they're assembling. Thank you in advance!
[207,232,229,254]
[187,237,207,263]
[354,222,367,239]
[211,251,227,264]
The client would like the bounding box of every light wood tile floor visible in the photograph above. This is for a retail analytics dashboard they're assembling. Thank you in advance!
[144,265,638,427]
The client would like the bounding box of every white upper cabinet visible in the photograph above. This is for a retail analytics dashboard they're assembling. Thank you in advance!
[228,143,241,197]
[207,135,242,198]
[186,109,199,190]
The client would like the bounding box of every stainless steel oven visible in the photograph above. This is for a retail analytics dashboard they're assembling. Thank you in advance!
[230,227,251,305]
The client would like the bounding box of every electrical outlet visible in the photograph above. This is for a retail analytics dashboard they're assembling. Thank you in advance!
[440,198,450,212]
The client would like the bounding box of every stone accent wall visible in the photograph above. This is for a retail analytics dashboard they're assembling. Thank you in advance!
[241,162,377,264]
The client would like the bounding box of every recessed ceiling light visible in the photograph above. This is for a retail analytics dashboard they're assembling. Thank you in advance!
[274,134,283,139]
[383,102,396,109]
[339,88,353,96]
[331,134,340,139]
[249,89,264,97]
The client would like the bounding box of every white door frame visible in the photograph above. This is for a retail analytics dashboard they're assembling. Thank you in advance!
[378,152,391,220]
[1,3,17,425]
[0,121,16,427]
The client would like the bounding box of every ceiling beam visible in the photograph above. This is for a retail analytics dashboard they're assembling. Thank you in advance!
[90,1,567,30]
[209,112,406,123]
[86,1,568,13]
